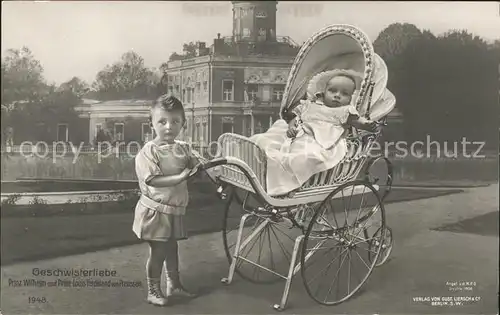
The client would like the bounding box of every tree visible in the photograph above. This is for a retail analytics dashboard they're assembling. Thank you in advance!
[92,51,161,100]
[389,30,498,146]
[57,76,90,97]
[373,23,423,62]
[168,41,203,61]
[1,47,48,144]
[182,41,199,58]
[168,52,184,61]
[1,47,47,105]
[1,47,82,144]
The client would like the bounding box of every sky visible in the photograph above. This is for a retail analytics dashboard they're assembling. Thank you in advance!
[2,1,499,85]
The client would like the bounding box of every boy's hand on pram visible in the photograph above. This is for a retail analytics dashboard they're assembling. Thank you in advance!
[180,167,194,180]
[186,164,202,179]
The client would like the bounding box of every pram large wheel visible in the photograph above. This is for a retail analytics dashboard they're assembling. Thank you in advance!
[300,181,386,305]
[222,186,301,284]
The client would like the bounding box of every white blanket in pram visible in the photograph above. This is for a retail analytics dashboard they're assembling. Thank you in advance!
[250,100,358,196]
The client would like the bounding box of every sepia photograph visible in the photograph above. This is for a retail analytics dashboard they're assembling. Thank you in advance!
[1,1,499,314]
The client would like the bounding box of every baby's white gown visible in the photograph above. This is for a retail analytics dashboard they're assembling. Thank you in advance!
[250,100,359,196]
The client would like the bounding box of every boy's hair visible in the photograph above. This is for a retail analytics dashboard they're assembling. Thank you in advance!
[150,94,186,123]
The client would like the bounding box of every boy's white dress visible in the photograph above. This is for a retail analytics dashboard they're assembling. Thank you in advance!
[250,99,359,196]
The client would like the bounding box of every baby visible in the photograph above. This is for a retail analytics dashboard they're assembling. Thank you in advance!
[251,69,380,196]
[285,69,378,150]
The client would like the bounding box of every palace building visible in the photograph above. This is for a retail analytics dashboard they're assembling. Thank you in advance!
[163,1,300,144]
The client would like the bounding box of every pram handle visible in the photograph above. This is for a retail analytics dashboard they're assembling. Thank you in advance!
[187,157,227,179]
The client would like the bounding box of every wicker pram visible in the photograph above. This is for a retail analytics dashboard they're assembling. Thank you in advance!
[193,24,396,311]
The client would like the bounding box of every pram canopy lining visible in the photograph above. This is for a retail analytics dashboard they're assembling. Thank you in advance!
[217,24,396,202]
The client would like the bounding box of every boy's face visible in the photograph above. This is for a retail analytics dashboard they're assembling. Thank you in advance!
[323,76,356,107]
[150,107,184,144]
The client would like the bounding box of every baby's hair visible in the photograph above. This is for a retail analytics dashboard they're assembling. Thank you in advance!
[149,94,186,123]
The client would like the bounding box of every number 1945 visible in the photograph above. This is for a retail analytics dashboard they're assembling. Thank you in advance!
[29,296,47,303]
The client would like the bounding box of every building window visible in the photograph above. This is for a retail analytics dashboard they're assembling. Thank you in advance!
[95,123,103,138]
[247,84,258,100]
[169,86,174,95]
[182,89,186,102]
[203,81,208,91]
[222,122,233,134]
[142,123,152,143]
[175,85,180,95]
[195,123,201,142]
[114,123,124,141]
[202,122,207,144]
[222,80,234,101]
[272,86,284,101]
[57,123,68,142]
[222,117,234,134]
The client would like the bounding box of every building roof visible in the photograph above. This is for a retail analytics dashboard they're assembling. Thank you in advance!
[74,99,152,115]
[95,99,151,106]
[81,98,101,105]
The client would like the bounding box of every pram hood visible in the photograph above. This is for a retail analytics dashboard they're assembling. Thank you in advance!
[280,24,396,122]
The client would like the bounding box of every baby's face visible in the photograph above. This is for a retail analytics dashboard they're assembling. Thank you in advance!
[323,76,356,107]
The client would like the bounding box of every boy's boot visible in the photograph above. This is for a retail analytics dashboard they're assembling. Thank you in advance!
[164,263,197,298]
[146,277,168,306]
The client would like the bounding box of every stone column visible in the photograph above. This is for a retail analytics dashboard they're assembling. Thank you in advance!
[209,108,212,143]
[242,115,247,136]
[250,113,255,135]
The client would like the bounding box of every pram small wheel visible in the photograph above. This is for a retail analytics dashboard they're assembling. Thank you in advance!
[367,226,393,267]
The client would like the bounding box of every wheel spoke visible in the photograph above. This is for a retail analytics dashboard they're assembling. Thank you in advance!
[272,223,297,243]
[307,246,348,286]
[353,248,371,270]
[323,247,349,303]
[269,225,292,267]
[223,190,298,284]
[325,201,340,229]
[353,186,368,229]
[267,225,276,273]
[303,243,338,272]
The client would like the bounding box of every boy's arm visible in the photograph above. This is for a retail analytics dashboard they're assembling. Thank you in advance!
[147,169,191,187]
